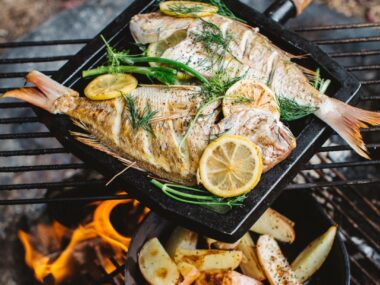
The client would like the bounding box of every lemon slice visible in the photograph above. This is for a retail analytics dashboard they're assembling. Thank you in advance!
[199,135,263,198]
[147,30,191,81]
[84,74,138,100]
[223,80,280,118]
[160,1,218,18]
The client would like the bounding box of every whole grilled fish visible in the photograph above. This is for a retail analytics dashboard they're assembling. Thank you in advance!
[131,12,380,158]
[4,71,296,185]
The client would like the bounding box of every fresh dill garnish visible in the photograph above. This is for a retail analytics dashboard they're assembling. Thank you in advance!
[124,95,158,134]
[278,97,318,121]
[151,179,246,210]
[179,71,244,151]
[167,3,205,15]
[197,0,246,22]
[278,68,331,121]
[192,19,236,65]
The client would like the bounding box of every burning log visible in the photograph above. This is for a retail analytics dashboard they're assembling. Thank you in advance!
[18,199,149,285]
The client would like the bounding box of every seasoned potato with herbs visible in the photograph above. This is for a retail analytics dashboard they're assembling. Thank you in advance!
[174,249,243,271]
[256,235,301,285]
[195,270,263,285]
[177,262,201,285]
[205,237,241,250]
[291,226,337,282]
[250,208,295,243]
[237,233,266,281]
[138,238,180,285]
[166,226,198,258]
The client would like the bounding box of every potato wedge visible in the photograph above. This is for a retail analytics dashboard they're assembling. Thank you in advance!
[237,233,266,281]
[177,262,200,285]
[174,249,243,271]
[291,226,337,282]
[257,235,301,285]
[166,227,198,258]
[195,271,263,285]
[250,208,295,243]
[206,237,241,250]
[138,238,180,285]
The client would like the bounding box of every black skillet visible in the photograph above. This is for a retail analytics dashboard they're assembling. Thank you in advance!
[124,190,350,285]
[33,0,361,241]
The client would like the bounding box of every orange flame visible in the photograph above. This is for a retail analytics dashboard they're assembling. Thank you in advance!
[18,199,148,284]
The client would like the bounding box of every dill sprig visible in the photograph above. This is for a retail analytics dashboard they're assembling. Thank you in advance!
[179,71,245,151]
[124,95,158,134]
[278,97,318,121]
[151,179,246,209]
[192,19,236,65]
[167,3,205,15]
[278,68,331,121]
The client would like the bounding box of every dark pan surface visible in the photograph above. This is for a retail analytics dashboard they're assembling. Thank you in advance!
[33,0,360,241]
[125,191,350,285]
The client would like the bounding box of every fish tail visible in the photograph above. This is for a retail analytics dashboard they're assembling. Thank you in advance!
[3,70,77,113]
[316,97,380,159]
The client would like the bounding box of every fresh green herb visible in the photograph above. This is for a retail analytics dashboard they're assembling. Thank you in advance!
[278,96,318,121]
[124,95,158,134]
[197,0,246,22]
[179,71,243,151]
[151,179,246,209]
[83,65,178,85]
[192,19,236,65]
[88,36,209,84]
[312,68,331,94]
[167,3,205,15]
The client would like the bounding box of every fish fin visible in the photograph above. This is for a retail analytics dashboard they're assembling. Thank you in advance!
[70,128,145,172]
[299,66,317,78]
[316,97,380,159]
[26,70,78,100]
[289,53,310,60]
[3,87,54,112]
[3,71,78,113]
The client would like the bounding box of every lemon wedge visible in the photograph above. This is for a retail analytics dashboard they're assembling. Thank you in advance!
[160,1,218,18]
[223,80,279,118]
[199,135,263,198]
[84,73,138,101]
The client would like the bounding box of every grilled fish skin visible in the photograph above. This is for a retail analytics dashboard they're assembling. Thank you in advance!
[4,71,295,185]
[211,110,296,172]
[131,12,380,159]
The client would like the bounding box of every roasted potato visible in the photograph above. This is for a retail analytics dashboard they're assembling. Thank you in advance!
[166,227,198,258]
[250,208,295,243]
[237,233,266,281]
[291,226,337,282]
[174,249,243,271]
[177,262,201,285]
[195,270,262,285]
[256,235,301,285]
[205,237,241,250]
[138,238,180,285]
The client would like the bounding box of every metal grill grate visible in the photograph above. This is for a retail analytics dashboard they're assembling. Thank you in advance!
[0,21,379,284]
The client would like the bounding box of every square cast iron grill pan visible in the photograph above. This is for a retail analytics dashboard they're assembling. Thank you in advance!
[33,0,360,242]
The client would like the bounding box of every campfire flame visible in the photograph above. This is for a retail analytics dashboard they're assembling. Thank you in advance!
[18,199,149,284]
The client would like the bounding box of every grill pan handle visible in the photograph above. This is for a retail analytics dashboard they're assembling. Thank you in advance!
[264,0,312,23]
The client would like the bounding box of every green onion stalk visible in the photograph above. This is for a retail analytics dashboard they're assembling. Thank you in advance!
[150,179,246,208]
